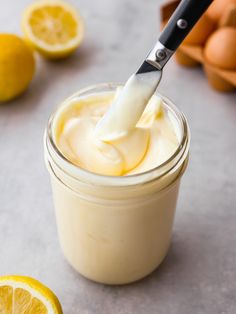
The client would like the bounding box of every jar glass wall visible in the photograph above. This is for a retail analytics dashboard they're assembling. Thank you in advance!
[44,83,190,285]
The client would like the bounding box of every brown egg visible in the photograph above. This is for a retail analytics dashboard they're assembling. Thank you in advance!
[183,14,215,45]
[206,0,236,23]
[204,27,236,70]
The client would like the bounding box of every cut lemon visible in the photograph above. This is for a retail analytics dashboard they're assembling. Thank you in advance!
[22,0,84,59]
[0,275,63,313]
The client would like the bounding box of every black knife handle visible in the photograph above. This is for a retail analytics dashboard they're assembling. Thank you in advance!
[159,0,213,51]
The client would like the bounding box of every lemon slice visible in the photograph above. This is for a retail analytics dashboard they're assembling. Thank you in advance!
[22,0,84,59]
[0,275,63,313]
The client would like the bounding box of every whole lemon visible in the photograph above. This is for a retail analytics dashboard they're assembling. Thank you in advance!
[0,34,35,102]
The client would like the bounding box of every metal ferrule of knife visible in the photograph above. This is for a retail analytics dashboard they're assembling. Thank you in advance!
[137,41,174,74]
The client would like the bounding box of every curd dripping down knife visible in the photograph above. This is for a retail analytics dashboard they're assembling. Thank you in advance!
[95,0,213,141]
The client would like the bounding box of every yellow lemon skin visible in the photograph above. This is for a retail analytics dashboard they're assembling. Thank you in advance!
[0,275,63,314]
[0,34,35,102]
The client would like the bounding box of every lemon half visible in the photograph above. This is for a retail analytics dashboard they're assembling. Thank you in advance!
[0,275,63,313]
[22,0,84,59]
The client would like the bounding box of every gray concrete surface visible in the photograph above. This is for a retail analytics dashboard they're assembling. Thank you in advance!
[0,0,236,313]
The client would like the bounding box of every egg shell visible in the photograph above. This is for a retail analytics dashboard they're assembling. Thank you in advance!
[206,0,236,23]
[204,27,236,70]
[219,3,236,27]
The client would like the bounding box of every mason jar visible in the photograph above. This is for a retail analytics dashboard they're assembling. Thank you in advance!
[44,83,190,285]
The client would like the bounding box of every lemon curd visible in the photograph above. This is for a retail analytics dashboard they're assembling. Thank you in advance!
[53,90,179,176]
[45,84,190,284]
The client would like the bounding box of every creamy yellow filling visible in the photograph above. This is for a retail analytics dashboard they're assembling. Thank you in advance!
[53,91,179,176]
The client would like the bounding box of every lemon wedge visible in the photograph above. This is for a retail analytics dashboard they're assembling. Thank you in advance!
[0,275,63,313]
[22,0,84,59]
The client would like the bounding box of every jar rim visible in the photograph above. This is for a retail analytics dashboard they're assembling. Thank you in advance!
[45,83,190,187]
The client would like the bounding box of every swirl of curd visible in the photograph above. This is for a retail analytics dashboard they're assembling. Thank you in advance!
[52,90,179,176]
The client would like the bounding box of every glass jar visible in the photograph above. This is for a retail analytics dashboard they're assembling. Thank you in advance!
[44,83,190,285]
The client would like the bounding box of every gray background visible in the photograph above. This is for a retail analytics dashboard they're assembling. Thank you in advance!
[0,0,236,313]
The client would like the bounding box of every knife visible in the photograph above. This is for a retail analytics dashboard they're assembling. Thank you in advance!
[95,0,213,141]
